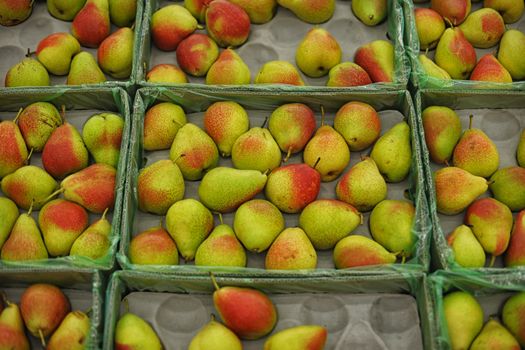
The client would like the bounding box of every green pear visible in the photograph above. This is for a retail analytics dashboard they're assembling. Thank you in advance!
[352,0,387,26]
[228,0,277,24]
[166,199,214,260]
[336,157,387,212]
[333,235,397,268]
[0,0,33,26]
[70,209,111,260]
[169,123,219,180]
[421,106,461,164]
[47,0,86,20]
[108,0,136,27]
[277,0,334,23]
[1,207,48,261]
[0,120,28,178]
[189,315,242,350]
[198,167,267,213]
[370,121,412,183]
[0,301,30,350]
[459,8,505,48]
[234,199,284,253]
[414,8,445,50]
[503,292,525,346]
[489,167,525,211]
[263,325,327,350]
[255,61,305,85]
[83,113,123,167]
[47,311,90,350]
[296,27,341,78]
[67,52,107,85]
[505,210,525,267]
[231,127,282,172]
[36,32,81,75]
[17,102,62,152]
[5,58,50,87]
[0,197,18,250]
[498,29,525,80]
[354,40,394,82]
[517,129,525,167]
[265,227,317,270]
[115,313,162,350]
[144,102,187,151]
[434,167,488,215]
[195,224,247,267]
[419,55,452,80]
[129,226,179,265]
[206,49,251,85]
[299,199,361,250]
[446,225,486,268]
[470,318,520,349]
[435,28,477,79]
[97,27,134,79]
[333,101,381,152]
[204,101,249,157]
[443,291,484,350]
[71,0,111,48]
[484,0,524,24]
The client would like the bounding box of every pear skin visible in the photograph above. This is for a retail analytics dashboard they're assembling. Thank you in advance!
[422,106,462,164]
[334,101,381,152]
[354,40,394,83]
[146,64,188,84]
[67,52,107,85]
[505,210,525,267]
[0,197,18,250]
[47,0,87,21]
[47,311,91,350]
[108,0,136,27]
[265,227,317,270]
[206,49,251,85]
[352,0,387,26]
[0,0,33,26]
[503,292,525,346]
[36,32,81,75]
[489,167,525,211]
[470,318,520,350]
[97,27,134,79]
[431,0,471,25]
[228,0,277,24]
[129,226,179,265]
[231,127,282,172]
[71,0,111,48]
[276,0,334,24]
[17,102,62,152]
[459,8,505,48]
[295,27,341,78]
[327,62,373,87]
[206,0,251,48]
[4,58,50,87]
[419,55,452,80]
[264,325,327,350]
[83,113,124,168]
[151,4,197,51]
[1,210,48,262]
[143,102,187,151]
[517,129,525,167]
[115,313,162,349]
[184,0,211,22]
[470,54,513,83]
[484,0,524,24]
[435,28,477,80]
[497,29,525,80]
[176,33,219,77]
[414,8,445,50]
[195,224,247,267]
[188,316,242,350]
[0,302,30,350]
[333,235,396,269]
[255,61,305,85]
[0,120,28,178]
[446,225,486,268]
[443,291,484,350]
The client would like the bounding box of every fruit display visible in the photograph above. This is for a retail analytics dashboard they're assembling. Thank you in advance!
[405,0,525,88]
[139,0,409,87]
[418,90,525,269]
[0,88,130,269]
[103,270,433,349]
[117,88,431,273]
[0,0,141,87]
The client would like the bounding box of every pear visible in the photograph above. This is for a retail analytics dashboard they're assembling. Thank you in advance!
[296,27,341,78]
[502,292,525,346]
[352,0,387,26]
[326,62,373,87]
[0,197,18,249]
[231,127,282,172]
[277,0,334,23]
[354,40,394,82]
[370,121,412,183]
[333,235,397,269]
[195,224,247,267]
[137,159,185,215]
[459,8,505,48]
[484,0,524,24]
[419,55,452,80]
[1,165,58,210]
[71,0,111,48]
[0,301,30,350]
[265,163,321,213]
[67,52,107,85]
[299,199,361,250]
[0,0,33,26]
[489,166,525,211]
[146,64,188,84]
[414,8,445,50]
[265,227,317,270]
[211,276,277,340]
[431,0,471,25]
[505,210,525,267]
[470,318,520,349]
[176,33,219,77]
[17,102,62,152]
[255,61,305,85]
[233,199,284,253]
[206,0,251,48]
[198,167,267,213]
[5,58,50,87]
[497,30,525,80]
[184,0,211,22]
[446,225,486,268]
[263,325,327,350]
[435,28,477,79]
[39,199,89,257]
[36,33,81,75]
[47,311,90,350]
[97,27,134,79]
[206,49,251,85]
[47,0,87,20]
[108,0,136,27]
[144,102,187,151]
[434,167,488,215]
[228,0,277,24]
[115,313,162,350]
[334,101,381,152]
[83,113,123,167]
[169,123,219,180]
[470,54,513,83]
[421,106,462,164]
[189,315,242,350]
[129,226,178,265]
[204,101,249,157]
[0,120,28,178]
[518,129,525,167]
[443,291,484,350]
[336,157,387,212]
[151,4,197,51]
[165,199,214,261]
[70,209,112,260]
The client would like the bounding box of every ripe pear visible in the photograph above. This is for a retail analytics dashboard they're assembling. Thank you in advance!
[446,225,486,268]
[169,123,219,180]
[1,207,48,261]
[146,64,188,83]
[129,226,179,265]
[0,197,18,249]
[97,27,134,79]
[0,120,28,178]
[71,0,111,48]
[419,55,452,80]
[189,315,242,350]
[83,113,123,167]
[518,129,525,167]
[47,311,90,350]
[165,199,214,261]
[334,101,381,152]
[434,167,488,215]
[255,60,305,85]
[265,163,321,213]
[234,199,284,253]
[144,102,187,151]
[184,0,211,22]
[176,33,219,77]
[352,0,387,26]
[431,0,471,25]
[67,52,107,85]
[137,159,185,215]
[265,226,318,270]
[70,209,111,260]
[299,199,361,250]
[503,292,525,346]
[47,0,87,21]
[108,0,136,27]
[336,157,387,212]
[212,276,277,340]
[228,0,277,24]
[354,40,394,83]
[0,0,33,26]
[204,101,249,157]
[505,210,525,267]
[459,8,505,48]
[470,54,512,83]
[5,58,50,87]
[489,166,525,211]
[421,106,462,164]
[115,313,162,350]
[17,102,62,152]
[206,0,251,48]
[151,4,197,51]
[414,8,445,50]
[470,318,520,349]
[443,291,484,350]
[497,29,525,80]
[370,121,412,183]
[296,27,341,78]
[435,28,477,79]
[231,127,282,172]
[484,0,524,23]
[326,62,373,87]
[198,167,267,213]
[333,235,397,269]
[277,0,334,23]
[195,224,247,267]
[39,199,89,257]
[263,325,327,350]
[0,301,30,350]
[36,33,81,75]
[206,49,251,85]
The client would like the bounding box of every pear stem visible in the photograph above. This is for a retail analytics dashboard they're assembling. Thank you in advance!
[313,157,321,170]
[13,107,23,123]
[210,313,216,322]
[320,105,326,127]
[101,208,109,221]
[210,273,220,291]
[359,213,364,225]
[468,114,473,129]
[489,255,496,268]
[159,217,164,229]
[424,48,429,57]
[444,17,454,28]
[60,105,66,122]
[283,148,292,163]
[84,307,93,316]
[401,255,407,264]
[218,213,223,225]
[38,329,46,347]
[196,24,204,30]
[172,153,186,163]
[262,168,270,176]
[27,200,34,216]
[25,148,34,164]
[0,291,8,305]
[122,297,130,313]
[261,117,268,129]
[39,188,65,205]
